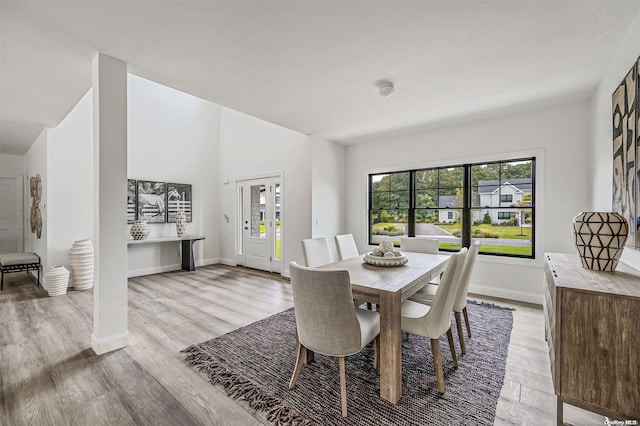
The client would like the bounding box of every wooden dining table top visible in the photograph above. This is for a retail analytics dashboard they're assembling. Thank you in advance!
[322,251,450,301]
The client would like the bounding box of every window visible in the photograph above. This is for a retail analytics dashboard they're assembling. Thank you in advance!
[498,212,516,220]
[369,158,535,258]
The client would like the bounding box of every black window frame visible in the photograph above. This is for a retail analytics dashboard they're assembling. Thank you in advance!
[368,157,536,259]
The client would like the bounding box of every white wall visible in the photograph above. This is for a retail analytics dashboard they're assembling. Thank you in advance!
[24,128,48,276]
[218,107,312,275]
[311,135,345,260]
[0,154,26,252]
[47,89,93,274]
[0,154,25,177]
[127,75,221,276]
[590,5,640,270]
[345,101,592,304]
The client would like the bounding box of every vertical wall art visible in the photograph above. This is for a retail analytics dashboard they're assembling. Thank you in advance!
[137,180,166,223]
[30,174,43,239]
[127,179,137,224]
[167,182,192,223]
[612,56,639,250]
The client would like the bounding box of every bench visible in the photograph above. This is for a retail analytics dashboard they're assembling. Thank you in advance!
[0,252,41,290]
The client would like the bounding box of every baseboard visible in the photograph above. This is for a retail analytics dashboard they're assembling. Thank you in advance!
[468,283,542,305]
[127,264,181,278]
[196,258,219,267]
[91,330,130,355]
[218,258,237,266]
[127,258,221,277]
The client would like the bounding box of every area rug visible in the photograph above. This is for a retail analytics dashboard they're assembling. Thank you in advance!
[182,302,513,426]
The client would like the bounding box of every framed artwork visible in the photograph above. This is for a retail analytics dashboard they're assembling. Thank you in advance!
[127,179,137,224]
[612,56,639,250]
[137,180,167,223]
[30,174,43,239]
[167,183,192,223]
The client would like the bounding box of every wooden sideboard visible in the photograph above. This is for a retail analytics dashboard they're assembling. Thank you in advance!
[544,253,640,424]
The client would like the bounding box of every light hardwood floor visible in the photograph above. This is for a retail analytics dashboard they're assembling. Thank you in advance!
[0,265,604,425]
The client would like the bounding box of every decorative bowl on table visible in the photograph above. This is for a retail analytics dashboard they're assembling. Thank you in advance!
[363,241,408,267]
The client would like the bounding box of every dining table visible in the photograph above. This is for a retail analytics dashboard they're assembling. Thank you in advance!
[320,250,450,404]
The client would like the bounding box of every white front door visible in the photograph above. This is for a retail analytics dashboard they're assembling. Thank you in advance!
[0,177,21,253]
[238,176,282,273]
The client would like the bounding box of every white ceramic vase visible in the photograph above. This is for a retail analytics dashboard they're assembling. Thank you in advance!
[45,266,69,297]
[571,211,629,271]
[69,239,94,290]
[131,220,150,240]
[175,210,186,237]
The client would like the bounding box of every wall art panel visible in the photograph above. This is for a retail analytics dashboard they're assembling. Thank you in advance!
[613,56,639,250]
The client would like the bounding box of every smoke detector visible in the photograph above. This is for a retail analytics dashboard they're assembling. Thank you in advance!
[377,80,395,97]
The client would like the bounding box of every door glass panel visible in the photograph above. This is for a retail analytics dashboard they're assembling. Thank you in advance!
[250,184,266,238]
[238,186,244,254]
[275,183,281,260]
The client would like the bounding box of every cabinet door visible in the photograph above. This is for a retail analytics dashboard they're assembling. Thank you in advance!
[560,290,640,418]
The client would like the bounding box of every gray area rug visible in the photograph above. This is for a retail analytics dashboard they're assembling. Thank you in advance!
[182,302,513,425]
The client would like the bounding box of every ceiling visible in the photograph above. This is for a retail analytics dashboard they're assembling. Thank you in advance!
[1,1,638,155]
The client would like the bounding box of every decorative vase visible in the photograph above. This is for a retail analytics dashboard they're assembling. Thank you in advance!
[45,266,69,297]
[69,239,94,290]
[175,210,186,237]
[130,220,150,240]
[571,211,628,271]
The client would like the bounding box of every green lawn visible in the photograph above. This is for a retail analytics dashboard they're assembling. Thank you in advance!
[438,241,531,256]
[372,222,532,256]
[372,222,531,239]
[259,223,281,259]
[434,224,532,239]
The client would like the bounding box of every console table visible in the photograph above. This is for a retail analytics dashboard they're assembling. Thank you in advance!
[544,253,640,424]
[127,235,205,271]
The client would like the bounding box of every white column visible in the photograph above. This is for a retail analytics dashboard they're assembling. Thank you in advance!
[91,53,129,354]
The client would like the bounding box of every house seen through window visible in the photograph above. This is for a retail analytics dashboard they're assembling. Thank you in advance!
[369,158,535,258]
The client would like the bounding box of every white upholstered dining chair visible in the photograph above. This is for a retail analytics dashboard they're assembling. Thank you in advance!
[301,237,368,309]
[301,237,334,267]
[400,248,467,394]
[335,234,360,260]
[288,262,380,417]
[409,241,480,354]
[399,236,439,254]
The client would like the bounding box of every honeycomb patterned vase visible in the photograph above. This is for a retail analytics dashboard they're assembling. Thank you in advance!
[130,220,150,240]
[175,210,186,237]
[571,211,628,271]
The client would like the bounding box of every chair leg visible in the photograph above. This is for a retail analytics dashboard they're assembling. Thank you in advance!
[339,357,348,417]
[305,347,315,364]
[431,338,445,394]
[463,306,471,337]
[289,340,305,389]
[454,311,466,355]
[446,328,458,368]
[296,331,314,364]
